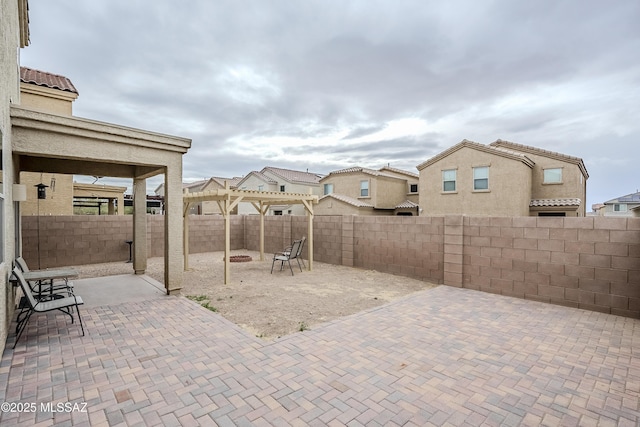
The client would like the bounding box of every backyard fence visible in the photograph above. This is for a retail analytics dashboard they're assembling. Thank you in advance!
[21,214,640,318]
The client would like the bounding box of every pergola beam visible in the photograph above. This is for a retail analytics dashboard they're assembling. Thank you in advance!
[182,188,318,284]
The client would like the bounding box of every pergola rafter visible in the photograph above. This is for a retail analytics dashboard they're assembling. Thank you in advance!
[183,183,318,284]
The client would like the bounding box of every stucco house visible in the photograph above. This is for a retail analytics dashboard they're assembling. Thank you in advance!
[1,0,191,356]
[235,167,323,215]
[596,192,640,217]
[316,166,420,216]
[417,139,588,217]
[184,176,242,215]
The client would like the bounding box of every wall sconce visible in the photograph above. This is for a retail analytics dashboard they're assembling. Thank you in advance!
[35,183,49,200]
[13,184,27,202]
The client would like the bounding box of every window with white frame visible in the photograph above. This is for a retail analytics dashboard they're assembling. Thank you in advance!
[360,180,369,197]
[442,169,456,192]
[473,166,489,190]
[543,168,562,184]
[409,183,418,193]
[258,184,264,192]
[613,204,628,212]
[323,183,334,195]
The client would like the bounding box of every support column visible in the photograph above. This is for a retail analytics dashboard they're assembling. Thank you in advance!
[132,178,147,275]
[443,215,464,287]
[165,164,184,294]
[342,215,354,267]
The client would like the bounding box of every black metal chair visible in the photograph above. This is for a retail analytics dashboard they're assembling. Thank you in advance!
[11,267,85,348]
[271,239,303,275]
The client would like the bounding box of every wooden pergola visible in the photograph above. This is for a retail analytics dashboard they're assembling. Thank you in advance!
[182,183,318,284]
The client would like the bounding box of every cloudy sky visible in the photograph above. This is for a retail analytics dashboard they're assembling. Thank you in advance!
[21,0,640,207]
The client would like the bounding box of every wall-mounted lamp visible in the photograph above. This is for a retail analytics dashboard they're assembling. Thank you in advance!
[35,183,49,200]
[12,184,27,202]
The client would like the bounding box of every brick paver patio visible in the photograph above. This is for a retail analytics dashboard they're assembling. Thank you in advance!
[1,285,639,426]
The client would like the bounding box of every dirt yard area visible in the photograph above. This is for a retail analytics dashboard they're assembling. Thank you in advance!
[72,250,437,340]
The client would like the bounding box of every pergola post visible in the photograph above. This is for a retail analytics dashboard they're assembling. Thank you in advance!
[183,194,191,271]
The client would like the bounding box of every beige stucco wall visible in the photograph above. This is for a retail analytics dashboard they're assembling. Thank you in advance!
[1,0,25,359]
[19,172,74,215]
[376,176,408,208]
[237,172,319,216]
[524,152,587,216]
[419,146,533,216]
[19,83,76,116]
[315,198,375,216]
[321,173,370,201]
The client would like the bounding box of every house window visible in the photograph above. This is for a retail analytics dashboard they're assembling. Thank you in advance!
[323,183,334,195]
[409,183,418,193]
[274,210,282,215]
[442,169,456,192]
[258,184,264,192]
[473,166,489,190]
[279,185,285,192]
[543,168,562,184]
[360,180,369,197]
[613,204,627,212]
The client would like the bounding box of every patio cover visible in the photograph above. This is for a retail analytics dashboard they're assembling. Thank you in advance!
[11,106,191,294]
[183,183,318,284]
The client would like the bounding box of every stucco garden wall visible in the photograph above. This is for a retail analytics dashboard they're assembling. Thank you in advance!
[21,214,640,318]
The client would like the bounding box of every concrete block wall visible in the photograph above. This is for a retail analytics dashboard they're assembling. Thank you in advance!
[20,214,640,318]
[352,216,444,283]
[22,215,133,268]
[462,216,640,317]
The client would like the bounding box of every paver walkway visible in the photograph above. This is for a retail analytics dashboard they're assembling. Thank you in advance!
[1,286,639,426]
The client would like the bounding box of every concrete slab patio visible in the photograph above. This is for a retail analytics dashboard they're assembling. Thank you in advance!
[1,282,639,426]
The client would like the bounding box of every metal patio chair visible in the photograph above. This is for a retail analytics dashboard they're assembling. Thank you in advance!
[11,267,85,348]
[271,239,303,275]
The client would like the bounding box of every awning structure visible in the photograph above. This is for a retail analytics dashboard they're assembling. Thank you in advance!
[183,183,318,284]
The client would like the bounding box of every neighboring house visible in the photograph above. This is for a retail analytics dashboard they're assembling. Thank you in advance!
[597,192,640,217]
[417,139,588,217]
[235,167,323,215]
[316,166,420,216]
[183,176,242,215]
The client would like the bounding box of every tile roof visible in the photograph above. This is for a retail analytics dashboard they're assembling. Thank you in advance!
[320,193,374,208]
[20,66,78,94]
[183,179,209,191]
[261,167,323,185]
[395,200,419,209]
[379,166,419,179]
[529,198,582,207]
[417,140,535,171]
[322,166,408,181]
[210,176,243,188]
[489,139,589,179]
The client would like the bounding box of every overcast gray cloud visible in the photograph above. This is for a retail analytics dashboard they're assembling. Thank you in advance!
[20,0,640,206]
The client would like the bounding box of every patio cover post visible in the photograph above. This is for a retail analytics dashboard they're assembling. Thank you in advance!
[133,178,147,275]
[183,193,191,271]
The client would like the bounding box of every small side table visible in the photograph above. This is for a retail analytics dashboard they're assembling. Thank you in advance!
[125,240,133,263]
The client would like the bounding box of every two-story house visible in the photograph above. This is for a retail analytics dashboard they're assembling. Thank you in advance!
[417,139,588,217]
[596,192,640,217]
[316,166,420,216]
[235,167,323,215]
[184,176,242,215]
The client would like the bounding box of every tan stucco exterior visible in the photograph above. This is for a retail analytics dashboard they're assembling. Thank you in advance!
[19,82,77,115]
[417,140,588,217]
[1,0,29,358]
[317,167,419,216]
[236,168,322,215]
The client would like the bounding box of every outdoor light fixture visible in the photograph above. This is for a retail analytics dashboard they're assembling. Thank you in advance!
[35,182,48,200]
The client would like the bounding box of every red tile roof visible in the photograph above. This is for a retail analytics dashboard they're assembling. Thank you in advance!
[20,66,78,94]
